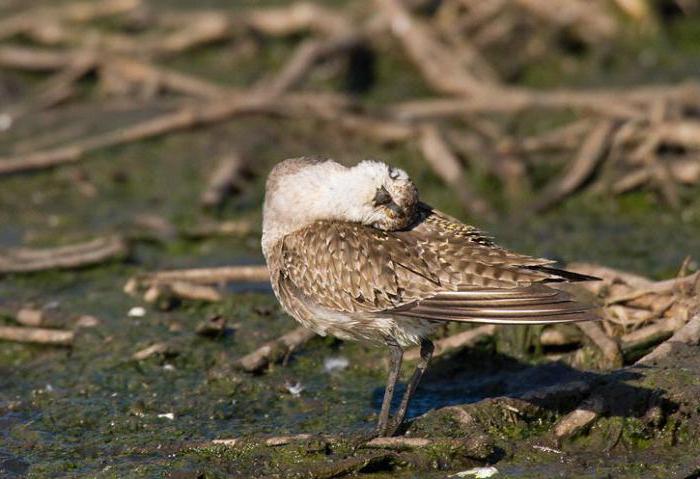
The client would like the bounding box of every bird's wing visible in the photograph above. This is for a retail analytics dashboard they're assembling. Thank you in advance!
[278,205,599,324]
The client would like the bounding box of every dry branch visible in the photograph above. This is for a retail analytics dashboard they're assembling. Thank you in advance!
[245,2,352,37]
[132,342,170,360]
[0,236,127,274]
[637,313,700,364]
[0,92,351,176]
[257,32,365,97]
[201,153,247,208]
[377,0,486,96]
[529,120,616,213]
[419,124,495,219]
[0,326,74,345]
[576,321,623,368]
[144,281,223,304]
[405,324,496,361]
[553,395,604,438]
[136,265,269,286]
[621,315,687,353]
[235,327,317,373]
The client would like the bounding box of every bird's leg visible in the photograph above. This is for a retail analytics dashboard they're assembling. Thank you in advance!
[386,338,434,436]
[376,340,403,437]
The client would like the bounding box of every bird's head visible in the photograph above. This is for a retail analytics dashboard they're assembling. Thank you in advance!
[262,158,420,255]
[348,160,419,231]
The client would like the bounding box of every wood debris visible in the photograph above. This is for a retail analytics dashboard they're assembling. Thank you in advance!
[0,326,74,345]
[0,236,127,274]
[235,326,316,373]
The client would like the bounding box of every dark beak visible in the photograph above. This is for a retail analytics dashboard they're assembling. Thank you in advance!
[386,202,402,215]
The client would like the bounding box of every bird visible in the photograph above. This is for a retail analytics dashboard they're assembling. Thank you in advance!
[261,157,599,437]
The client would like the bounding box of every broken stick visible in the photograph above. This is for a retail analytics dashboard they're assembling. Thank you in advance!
[235,326,317,373]
[0,236,127,274]
[0,326,74,346]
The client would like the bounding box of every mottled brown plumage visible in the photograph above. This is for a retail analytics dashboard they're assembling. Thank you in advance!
[261,157,598,436]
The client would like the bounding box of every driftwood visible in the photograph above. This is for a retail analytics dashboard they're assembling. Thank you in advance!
[405,324,496,361]
[529,120,616,213]
[418,124,495,219]
[134,265,269,286]
[637,313,700,364]
[0,236,127,273]
[552,394,604,439]
[576,321,623,369]
[0,326,74,345]
[144,281,223,304]
[132,342,171,360]
[200,153,247,208]
[235,327,317,373]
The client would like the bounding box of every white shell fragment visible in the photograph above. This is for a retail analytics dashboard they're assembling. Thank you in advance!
[285,381,304,397]
[128,306,146,318]
[450,466,499,478]
[323,356,349,373]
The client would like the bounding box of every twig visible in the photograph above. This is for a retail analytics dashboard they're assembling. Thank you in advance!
[621,315,687,354]
[540,326,582,347]
[132,342,171,360]
[405,324,496,361]
[528,120,616,213]
[565,262,653,288]
[144,281,223,303]
[418,124,495,219]
[3,51,97,122]
[136,265,269,285]
[576,321,623,368]
[377,0,486,96]
[637,313,700,364]
[0,92,349,176]
[244,2,352,37]
[201,153,247,208]
[101,56,230,99]
[0,326,74,345]
[0,45,78,71]
[257,32,365,97]
[0,236,127,273]
[553,395,604,438]
[234,326,317,373]
[0,0,142,42]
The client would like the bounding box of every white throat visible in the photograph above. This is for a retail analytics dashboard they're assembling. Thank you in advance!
[261,163,375,257]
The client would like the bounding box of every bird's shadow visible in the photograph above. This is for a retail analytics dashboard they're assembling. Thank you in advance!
[372,346,672,423]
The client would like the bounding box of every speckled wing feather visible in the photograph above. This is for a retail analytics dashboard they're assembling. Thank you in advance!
[274,204,598,325]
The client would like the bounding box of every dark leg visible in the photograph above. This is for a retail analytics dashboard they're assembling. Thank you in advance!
[376,340,403,436]
[386,338,434,436]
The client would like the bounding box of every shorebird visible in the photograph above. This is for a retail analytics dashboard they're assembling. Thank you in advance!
[261,157,598,437]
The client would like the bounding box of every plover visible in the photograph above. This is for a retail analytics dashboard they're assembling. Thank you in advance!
[262,157,597,436]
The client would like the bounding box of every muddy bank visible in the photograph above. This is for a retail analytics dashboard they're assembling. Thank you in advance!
[163,338,700,478]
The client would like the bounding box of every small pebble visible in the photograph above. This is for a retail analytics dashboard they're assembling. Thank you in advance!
[128,306,146,318]
[157,413,175,420]
[323,356,349,373]
[0,113,13,131]
[285,381,304,398]
[75,315,100,328]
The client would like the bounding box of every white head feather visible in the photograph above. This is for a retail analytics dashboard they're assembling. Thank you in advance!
[261,158,419,257]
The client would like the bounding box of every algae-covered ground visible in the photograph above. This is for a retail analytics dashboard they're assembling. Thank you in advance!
[2,1,700,478]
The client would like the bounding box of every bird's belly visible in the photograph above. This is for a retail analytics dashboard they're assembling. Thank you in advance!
[299,302,437,347]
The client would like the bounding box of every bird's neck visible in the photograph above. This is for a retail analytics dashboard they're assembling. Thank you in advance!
[261,168,370,257]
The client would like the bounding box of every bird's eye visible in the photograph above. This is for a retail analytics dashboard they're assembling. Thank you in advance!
[373,186,392,206]
[388,166,400,180]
